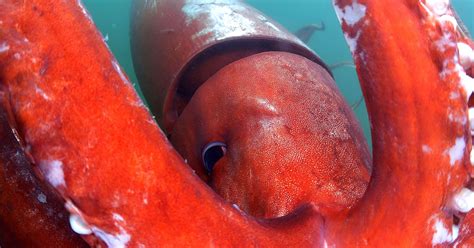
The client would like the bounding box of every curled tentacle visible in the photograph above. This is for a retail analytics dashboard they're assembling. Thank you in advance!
[0,0,326,246]
[327,0,474,246]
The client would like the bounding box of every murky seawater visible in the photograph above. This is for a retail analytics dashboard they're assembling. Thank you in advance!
[82,0,474,149]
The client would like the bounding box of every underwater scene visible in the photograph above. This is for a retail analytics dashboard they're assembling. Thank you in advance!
[82,0,474,149]
[2,0,474,247]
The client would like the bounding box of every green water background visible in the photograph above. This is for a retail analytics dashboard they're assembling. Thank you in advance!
[82,0,474,149]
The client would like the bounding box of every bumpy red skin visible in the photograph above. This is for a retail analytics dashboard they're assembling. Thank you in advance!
[170,51,371,218]
[0,94,88,247]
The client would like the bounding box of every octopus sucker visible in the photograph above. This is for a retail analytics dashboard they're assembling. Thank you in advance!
[0,0,473,247]
[331,0,474,246]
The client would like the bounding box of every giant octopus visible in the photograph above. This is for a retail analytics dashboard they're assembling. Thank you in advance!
[0,0,473,247]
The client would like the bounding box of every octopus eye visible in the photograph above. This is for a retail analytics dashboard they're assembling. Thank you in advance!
[202,142,227,173]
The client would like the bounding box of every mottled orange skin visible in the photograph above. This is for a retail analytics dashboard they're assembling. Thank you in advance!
[170,51,371,218]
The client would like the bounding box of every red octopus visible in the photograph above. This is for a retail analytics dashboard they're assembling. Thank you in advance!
[0,0,472,247]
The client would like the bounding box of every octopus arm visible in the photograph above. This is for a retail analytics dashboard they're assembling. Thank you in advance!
[329,0,474,246]
[0,0,325,246]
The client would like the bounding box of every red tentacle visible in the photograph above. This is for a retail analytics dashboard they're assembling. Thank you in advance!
[330,0,473,246]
